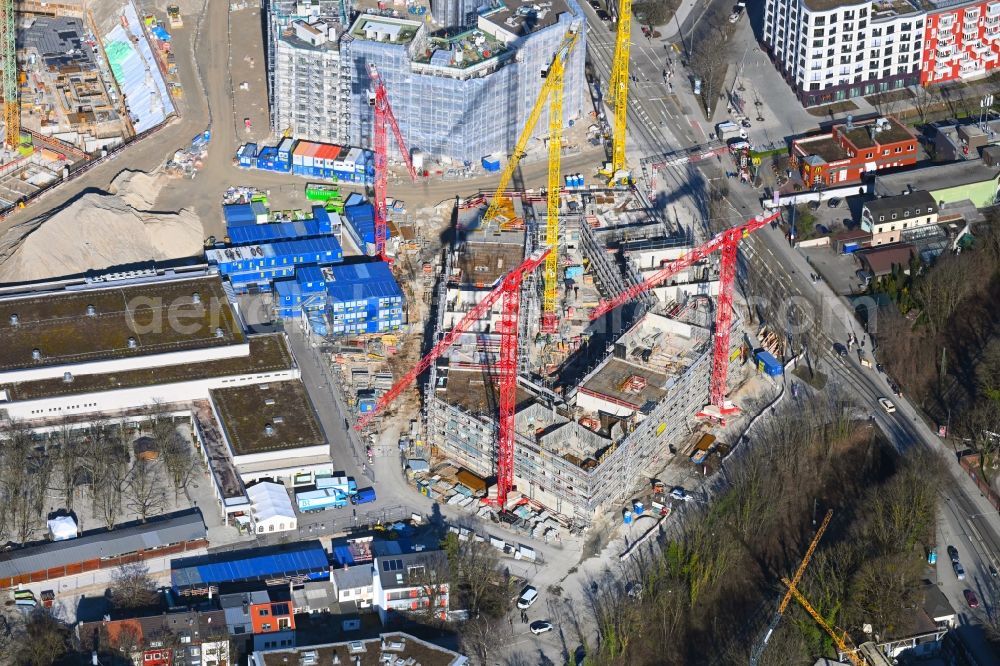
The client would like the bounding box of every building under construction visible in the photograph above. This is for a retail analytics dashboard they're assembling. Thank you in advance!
[266,0,586,163]
[421,191,748,524]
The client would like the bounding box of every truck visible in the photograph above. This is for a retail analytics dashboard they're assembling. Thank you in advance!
[296,488,349,512]
[715,121,748,142]
[351,487,377,505]
[316,475,357,496]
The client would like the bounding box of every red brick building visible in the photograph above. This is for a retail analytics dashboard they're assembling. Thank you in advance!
[791,117,918,188]
[922,1,1000,84]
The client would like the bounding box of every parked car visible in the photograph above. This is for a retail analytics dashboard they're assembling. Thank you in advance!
[856,269,872,285]
[827,197,842,208]
[876,363,885,374]
[954,561,966,580]
[878,398,896,414]
[808,200,820,210]
[530,620,554,635]
[833,342,848,357]
[964,589,979,609]
[517,585,539,609]
[947,545,960,563]
[596,9,611,20]
[888,380,902,397]
[588,0,600,7]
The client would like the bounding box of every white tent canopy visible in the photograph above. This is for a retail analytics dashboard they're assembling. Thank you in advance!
[247,482,297,534]
[47,515,78,541]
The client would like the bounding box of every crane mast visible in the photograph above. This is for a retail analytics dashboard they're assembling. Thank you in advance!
[607,0,631,184]
[590,212,779,417]
[367,63,416,262]
[355,248,551,507]
[751,509,834,665]
[782,578,870,666]
[1,0,18,148]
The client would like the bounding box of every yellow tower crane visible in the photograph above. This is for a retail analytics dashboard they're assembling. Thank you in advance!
[751,509,834,664]
[782,578,871,666]
[481,29,579,333]
[602,0,632,185]
[0,0,19,148]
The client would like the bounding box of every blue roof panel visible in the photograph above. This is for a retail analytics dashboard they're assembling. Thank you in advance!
[171,541,328,589]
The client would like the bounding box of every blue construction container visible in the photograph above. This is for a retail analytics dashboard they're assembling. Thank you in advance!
[311,206,335,234]
[255,146,291,172]
[223,203,256,228]
[482,155,501,172]
[228,219,327,245]
[343,201,380,254]
[326,261,403,336]
[277,137,296,166]
[754,349,783,376]
[237,143,257,168]
[171,541,329,592]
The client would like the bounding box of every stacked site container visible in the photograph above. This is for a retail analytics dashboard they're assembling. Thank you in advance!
[325,261,403,336]
[274,266,329,318]
[226,207,338,245]
[207,236,344,294]
[343,200,379,256]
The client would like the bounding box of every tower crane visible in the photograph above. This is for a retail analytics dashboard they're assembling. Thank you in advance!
[602,0,631,185]
[751,509,834,665]
[1,0,18,148]
[781,578,871,666]
[589,211,780,420]
[480,30,579,332]
[367,63,417,262]
[355,248,552,508]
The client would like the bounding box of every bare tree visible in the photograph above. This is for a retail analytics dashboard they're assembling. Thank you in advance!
[159,429,197,501]
[125,458,167,522]
[84,422,130,530]
[53,423,82,513]
[14,609,72,666]
[110,561,159,609]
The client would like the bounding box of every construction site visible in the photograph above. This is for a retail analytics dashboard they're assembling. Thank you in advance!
[0,0,179,215]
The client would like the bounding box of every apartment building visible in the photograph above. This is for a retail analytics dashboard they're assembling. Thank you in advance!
[763,0,926,106]
[273,19,352,145]
[861,190,940,245]
[764,0,1000,104]
[922,0,1000,84]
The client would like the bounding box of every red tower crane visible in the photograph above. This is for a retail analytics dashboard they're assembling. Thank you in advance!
[356,248,552,507]
[590,212,780,419]
[368,64,417,261]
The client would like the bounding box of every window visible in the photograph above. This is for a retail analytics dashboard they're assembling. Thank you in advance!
[259,608,270,616]
[262,623,272,631]
[895,146,902,153]
[879,215,885,222]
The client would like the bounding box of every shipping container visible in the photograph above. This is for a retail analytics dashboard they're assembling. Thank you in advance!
[482,155,501,172]
[754,349,783,376]
[224,203,256,228]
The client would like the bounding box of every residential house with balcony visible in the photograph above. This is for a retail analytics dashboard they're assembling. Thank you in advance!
[372,552,450,625]
[922,0,1000,84]
[221,588,296,654]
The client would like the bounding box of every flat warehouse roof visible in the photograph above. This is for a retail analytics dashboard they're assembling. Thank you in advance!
[1,334,294,402]
[211,380,325,456]
[0,276,242,372]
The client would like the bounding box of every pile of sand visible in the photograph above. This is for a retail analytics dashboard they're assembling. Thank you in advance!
[0,171,203,283]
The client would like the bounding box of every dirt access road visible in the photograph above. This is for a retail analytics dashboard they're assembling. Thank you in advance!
[0,1,607,266]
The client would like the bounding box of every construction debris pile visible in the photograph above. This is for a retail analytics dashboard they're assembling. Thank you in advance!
[165,130,210,178]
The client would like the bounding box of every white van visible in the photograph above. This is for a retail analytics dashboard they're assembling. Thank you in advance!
[517,585,538,609]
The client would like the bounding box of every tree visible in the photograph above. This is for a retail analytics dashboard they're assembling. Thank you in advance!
[12,609,72,666]
[83,423,130,530]
[110,561,159,609]
[159,429,197,501]
[53,423,82,513]
[124,458,166,522]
